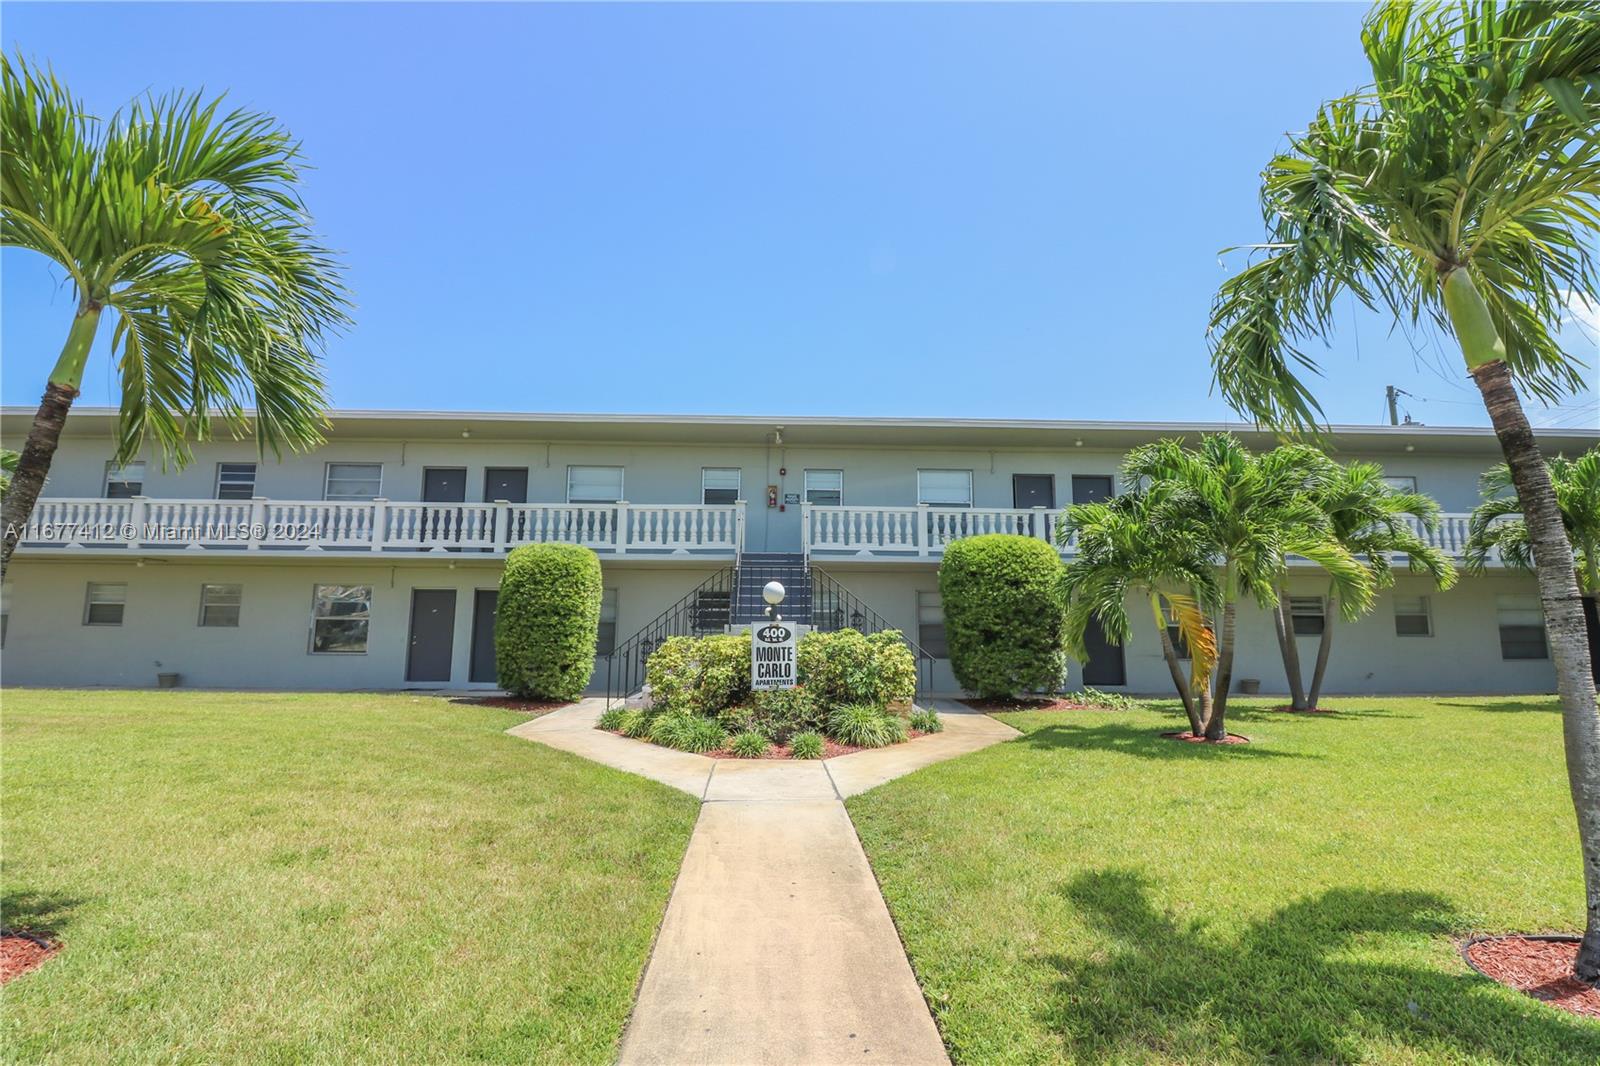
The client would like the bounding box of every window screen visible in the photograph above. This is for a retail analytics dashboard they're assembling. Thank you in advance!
[917,470,972,507]
[1289,596,1326,636]
[324,463,382,501]
[1496,595,1547,659]
[1394,595,1432,636]
[804,469,843,507]
[199,584,243,627]
[104,461,145,498]
[567,466,624,503]
[310,584,372,653]
[701,468,741,505]
[216,463,257,500]
[84,582,126,626]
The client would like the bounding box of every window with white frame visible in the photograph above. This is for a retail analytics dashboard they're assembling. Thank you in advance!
[104,461,145,498]
[199,583,243,628]
[1382,475,1418,494]
[917,590,948,657]
[567,466,624,503]
[1289,596,1326,636]
[701,468,741,505]
[309,584,372,653]
[215,463,257,500]
[1496,594,1547,659]
[1393,595,1432,636]
[324,463,382,501]
[84,582,126,626]
[597,588,619,655]
[917,469,973,507]
[804,469,843,507]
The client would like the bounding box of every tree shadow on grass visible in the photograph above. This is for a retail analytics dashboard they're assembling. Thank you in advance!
[2,890,85,937]
[1437,699,1561,714]
[1018,721,1314,762]
[1039,869,1597,1063]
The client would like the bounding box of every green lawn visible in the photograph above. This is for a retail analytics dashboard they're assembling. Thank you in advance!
[1,690,699,1064]
[849,696,1600,1064]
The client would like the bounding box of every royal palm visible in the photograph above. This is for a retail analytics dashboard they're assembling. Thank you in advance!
[0,56,348,576]
[1209,2,1600,978]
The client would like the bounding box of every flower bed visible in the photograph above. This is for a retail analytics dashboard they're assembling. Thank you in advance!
[600,629,939,759]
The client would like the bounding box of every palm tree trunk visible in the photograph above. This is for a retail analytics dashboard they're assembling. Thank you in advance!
[1307,596,1336,711]
[1470,357,1600,984]
[1273,590,1308,709]
[1151,594,1202,734]
[1206,596,1237,741]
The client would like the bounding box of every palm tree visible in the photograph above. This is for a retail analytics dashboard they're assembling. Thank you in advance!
[1467,446,1600,684]
[1275,460,1458,711]
[0,56,349,577]
[1060,491,1220,736]
[1208,1,1600,980]
[1064,435,1372,741]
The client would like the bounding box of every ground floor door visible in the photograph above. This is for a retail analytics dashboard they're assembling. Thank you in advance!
[406,589,457,683]
[1080,617,1126,686]
[470,589,499,684]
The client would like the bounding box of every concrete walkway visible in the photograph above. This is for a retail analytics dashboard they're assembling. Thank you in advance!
[508,698,1016,1065]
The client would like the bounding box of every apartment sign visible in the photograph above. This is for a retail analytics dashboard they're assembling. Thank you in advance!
[751,620,800,690]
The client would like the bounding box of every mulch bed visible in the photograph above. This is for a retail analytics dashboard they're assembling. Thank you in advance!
[1270,705,1338,714]
[450,696,569,716]
[961,697,1105,713]
[1463,935,1600,1019]
[2,931,60,984]
[1160,730,1252,745]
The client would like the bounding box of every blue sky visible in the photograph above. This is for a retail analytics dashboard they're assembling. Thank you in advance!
[3,2,1595,429]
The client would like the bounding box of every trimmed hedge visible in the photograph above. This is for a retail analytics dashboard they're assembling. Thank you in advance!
[645,633,752,717]
[939,533,1068,699]
[495,543,603,700]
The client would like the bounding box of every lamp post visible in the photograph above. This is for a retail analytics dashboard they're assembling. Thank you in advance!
[763,580,785,622]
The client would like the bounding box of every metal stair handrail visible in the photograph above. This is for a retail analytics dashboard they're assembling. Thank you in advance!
[603,567,735,708]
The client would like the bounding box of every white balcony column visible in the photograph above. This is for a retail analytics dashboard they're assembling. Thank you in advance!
[616,501,630,555]
[370,498,388,551]
[126,496,147,548]
[916,503,929,557]
[248,497,267,551]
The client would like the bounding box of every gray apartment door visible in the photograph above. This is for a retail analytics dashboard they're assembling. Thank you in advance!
[423,467,468,546]
[1080,618,1127,686]
[406,589,457,683]
[484,468,528,503]
[1071,475,1115,505]
[470,589,498,684]
[1012,475,1055,509]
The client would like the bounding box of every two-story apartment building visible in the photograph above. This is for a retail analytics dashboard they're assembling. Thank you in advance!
[3,408,1594,696]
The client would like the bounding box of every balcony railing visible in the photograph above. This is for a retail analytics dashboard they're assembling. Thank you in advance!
[18,497,746,556]
[802,504,1484,562]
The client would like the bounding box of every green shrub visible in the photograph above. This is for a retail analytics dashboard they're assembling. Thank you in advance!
[827,703,905,748]
[744,685,822,741]
[645,633,752,716]
[597,706,628,731]
[909,707,943,733]
[495,543,604,700]
[939,534,1068,700]
[788,731,824,759]
[866,630,918,708]
[798,629,917,708]
[729,731,769,758]
[618,708,651,738]
[1077,687,1145,712]
[646,713,727,753]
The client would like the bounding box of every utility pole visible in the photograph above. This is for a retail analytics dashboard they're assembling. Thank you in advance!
[1386,385,1401,426]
